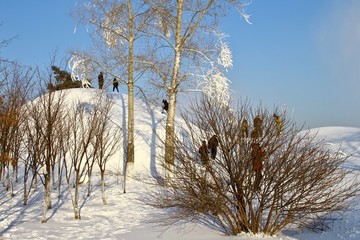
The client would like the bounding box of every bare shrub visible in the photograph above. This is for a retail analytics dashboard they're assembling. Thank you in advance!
[0,64,33,196]
[150,97,360,236]
[24,89,67,223]
[63,93,120,219]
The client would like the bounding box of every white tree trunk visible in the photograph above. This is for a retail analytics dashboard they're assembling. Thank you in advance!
[164,0,183,178]
[5,165,10,191]
[126,0,135,165]
[41,174,51,223]
[74,183,80,220]
[69,176,81,220]
[23,173,28,205]
[9,174,14,197]
[87,172,92,197]
[101,171,107,205]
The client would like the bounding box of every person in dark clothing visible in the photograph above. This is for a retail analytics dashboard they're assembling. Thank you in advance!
[251,142,264,191]
[112,78,119,92]
[98,71,104,89]
[208,134,218,159]
[198,140,209,165]
[162,99,169,114]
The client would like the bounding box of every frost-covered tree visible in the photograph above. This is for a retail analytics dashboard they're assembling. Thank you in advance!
[141,0,251,175]
[200,33,234,106]
[71,0,251,179]
[68,55,95,88]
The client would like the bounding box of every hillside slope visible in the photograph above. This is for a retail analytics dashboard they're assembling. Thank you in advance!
[1,89,360,240]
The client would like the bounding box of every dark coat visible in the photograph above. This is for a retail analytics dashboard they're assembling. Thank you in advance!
[251,143,264,171]
[208,135,218,159]
[98,72,104,89]
[162,100,169,112]
[199,140,209,165]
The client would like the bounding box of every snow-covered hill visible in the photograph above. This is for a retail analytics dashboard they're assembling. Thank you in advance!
[1,89,360,240]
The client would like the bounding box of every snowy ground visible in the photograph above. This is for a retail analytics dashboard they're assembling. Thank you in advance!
[1,89,360,240]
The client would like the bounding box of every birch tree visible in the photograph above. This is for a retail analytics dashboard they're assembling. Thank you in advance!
[142,0,251,175]
[71,0,251,178]
[72,1,153,174]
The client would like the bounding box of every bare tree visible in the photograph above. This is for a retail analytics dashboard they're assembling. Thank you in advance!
[22,134,41,205]
[22,111,42,204]
[24,85,67,223]
[0,63,34,197]
[92,96,122,204]
[0,25,18,64]
[63,93,115,219]
[149,96,360,236]
[56,111,71,199]
[83,94,121,200]
[64,103,95,220]
[22,85,47,205]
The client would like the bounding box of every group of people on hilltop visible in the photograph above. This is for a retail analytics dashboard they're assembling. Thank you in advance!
[98,71,171,116]
[198,113,283,191]
[96,71,120,92]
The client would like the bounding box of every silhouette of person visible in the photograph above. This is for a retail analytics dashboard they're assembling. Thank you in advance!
[199,140,209,165]
[251,142,264,191]
[113,78,119,92]
[162,99,169,114]
[98,72,104,89]
[208,135,218,159]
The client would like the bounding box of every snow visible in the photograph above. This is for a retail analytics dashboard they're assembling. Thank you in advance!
[1,88,360,240]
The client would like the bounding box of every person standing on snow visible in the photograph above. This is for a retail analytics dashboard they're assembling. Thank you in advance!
[98,71,104,89]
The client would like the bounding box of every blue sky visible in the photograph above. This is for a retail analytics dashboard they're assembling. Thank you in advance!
[1,0,360,129]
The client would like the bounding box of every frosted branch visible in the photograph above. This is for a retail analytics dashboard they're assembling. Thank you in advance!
[218,43,233,69]
[200,70,230,107]
[68,55,95,88]
[237,1,252,25]
[102,5,125,48]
